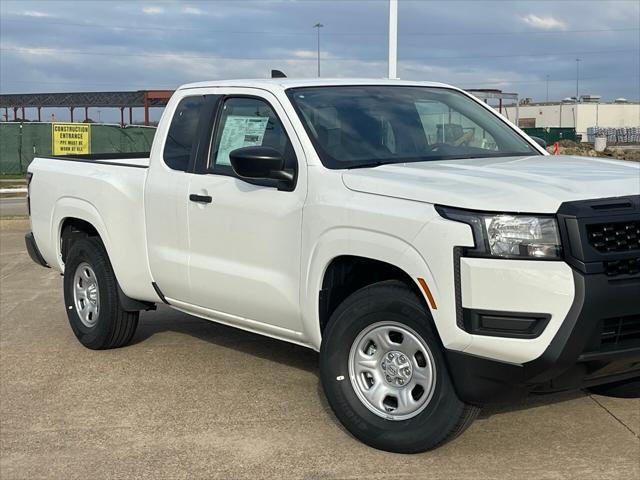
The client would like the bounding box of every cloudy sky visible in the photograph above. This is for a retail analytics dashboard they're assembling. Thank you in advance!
[1,0,639,121]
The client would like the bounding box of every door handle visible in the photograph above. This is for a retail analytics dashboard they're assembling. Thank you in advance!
[189,194,213,204]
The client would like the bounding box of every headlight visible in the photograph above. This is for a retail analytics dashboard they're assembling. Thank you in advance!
[437,206,562,259]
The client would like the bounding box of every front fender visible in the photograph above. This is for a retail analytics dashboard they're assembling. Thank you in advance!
[301,227,440,351]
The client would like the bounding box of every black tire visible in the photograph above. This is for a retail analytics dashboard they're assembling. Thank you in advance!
[588,377,640,398]
[63,237,139,350]
[320,280,479,453]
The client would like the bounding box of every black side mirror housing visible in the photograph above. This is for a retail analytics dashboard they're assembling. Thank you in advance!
[229,146,294,188]
[530,136,547,148]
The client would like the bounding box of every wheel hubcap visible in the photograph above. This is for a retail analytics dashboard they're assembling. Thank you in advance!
[348,321,436,421]
[72,262,100,327]
[381,351,413,386]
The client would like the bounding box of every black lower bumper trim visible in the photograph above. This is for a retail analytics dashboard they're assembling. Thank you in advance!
[463,309,550,339]
[25,232,49,268]
[446,269,640,405]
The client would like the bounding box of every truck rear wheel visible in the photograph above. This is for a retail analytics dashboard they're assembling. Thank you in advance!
[320,280,479,453]
[63,237,139,350]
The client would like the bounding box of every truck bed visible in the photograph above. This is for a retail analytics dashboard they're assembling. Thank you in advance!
[28,155,156,302]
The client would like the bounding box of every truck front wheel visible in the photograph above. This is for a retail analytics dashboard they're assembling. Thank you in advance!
[320,280,479,453]
[63,237,139,350]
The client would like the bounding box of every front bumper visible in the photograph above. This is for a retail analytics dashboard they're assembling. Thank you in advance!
[446,269,640,404]
[445,195,640,405]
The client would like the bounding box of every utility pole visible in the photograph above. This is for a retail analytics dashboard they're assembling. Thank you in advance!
[545,75,549,102]
[388,0,398,79]
[313,22,324,77]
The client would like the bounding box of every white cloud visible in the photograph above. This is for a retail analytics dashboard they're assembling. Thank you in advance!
[142,6,164,15]
[21,10,52,18]
[521,14,567,30]
[291,50,318,59]
[183,6,205,15]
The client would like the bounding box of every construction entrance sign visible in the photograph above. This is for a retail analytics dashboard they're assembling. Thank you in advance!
[52,123,91,155]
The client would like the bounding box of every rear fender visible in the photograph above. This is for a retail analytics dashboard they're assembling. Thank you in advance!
[51,198,111,273]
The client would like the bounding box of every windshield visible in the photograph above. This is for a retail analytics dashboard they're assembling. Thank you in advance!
[287,86,539,169]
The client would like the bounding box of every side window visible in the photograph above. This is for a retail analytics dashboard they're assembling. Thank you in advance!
[163,96,205,171]
[209,97,294,171]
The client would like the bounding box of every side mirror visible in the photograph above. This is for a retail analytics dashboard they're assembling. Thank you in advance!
[229,146,294,186]
[530,136,547,148]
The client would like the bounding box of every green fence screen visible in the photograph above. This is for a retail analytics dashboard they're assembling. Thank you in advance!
[0,122,156,174]
[522,127,577,144]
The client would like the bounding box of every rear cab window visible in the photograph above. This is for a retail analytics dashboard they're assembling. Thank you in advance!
[163,96,206,171]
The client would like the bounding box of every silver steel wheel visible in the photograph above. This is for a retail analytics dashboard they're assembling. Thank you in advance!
[72,262,100,328]
[348,321,436,421]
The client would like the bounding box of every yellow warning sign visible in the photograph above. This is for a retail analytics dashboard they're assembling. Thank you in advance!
[52,123,91,155]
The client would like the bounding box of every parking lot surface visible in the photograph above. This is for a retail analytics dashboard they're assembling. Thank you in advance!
[1,218,638,479]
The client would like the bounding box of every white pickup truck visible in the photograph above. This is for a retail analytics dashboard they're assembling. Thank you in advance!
[26,79,640,453]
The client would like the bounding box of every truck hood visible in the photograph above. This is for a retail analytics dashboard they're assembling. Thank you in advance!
[342,155,640,213]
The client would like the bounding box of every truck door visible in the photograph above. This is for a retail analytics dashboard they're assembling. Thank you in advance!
[145,93,218,301]
[184,90,307,333]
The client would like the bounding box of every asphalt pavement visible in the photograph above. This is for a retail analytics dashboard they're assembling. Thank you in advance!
[1,218,638,479]
[0,198,27,217]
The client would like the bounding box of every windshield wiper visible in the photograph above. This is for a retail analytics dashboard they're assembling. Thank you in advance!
[346,160,397,169]
[344,151,537,170]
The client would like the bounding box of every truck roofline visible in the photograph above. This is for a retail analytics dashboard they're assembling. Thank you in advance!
[177,78,454,92]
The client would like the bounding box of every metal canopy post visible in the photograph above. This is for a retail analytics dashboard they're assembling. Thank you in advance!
[144,92,149,126]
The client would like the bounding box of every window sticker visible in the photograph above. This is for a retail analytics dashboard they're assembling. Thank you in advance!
[216,116,269,166]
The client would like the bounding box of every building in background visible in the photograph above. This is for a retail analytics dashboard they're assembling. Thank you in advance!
[503,97,640,143]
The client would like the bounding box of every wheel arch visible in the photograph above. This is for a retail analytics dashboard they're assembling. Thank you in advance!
[58,216,155,312]
[60,217,100,264]
[319,255,428,333]
[302,228,441,350]
[52,197,112,272]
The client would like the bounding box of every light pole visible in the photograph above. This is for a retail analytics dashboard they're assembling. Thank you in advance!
[313,22,324,77]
